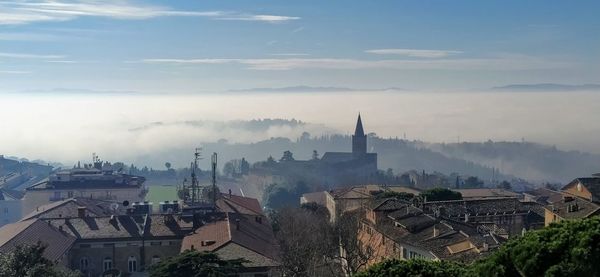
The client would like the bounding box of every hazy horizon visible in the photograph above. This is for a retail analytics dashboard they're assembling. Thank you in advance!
[2,90,599,168]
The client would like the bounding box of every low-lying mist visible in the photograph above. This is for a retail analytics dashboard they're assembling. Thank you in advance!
[1,91,599,169]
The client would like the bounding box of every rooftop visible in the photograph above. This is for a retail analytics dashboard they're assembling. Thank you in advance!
[181,213,278,268]
[452,188,520,199]
[0,219,75,262]
[21,197,125,221]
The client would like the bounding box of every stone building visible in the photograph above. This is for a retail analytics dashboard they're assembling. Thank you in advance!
[544,175,600,226]
[359,198,504,267]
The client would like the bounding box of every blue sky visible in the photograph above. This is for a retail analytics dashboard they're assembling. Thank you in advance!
[0,0,599,93]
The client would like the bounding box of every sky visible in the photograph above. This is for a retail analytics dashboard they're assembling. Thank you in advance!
[0,0,599,92]
[1,1,600,165]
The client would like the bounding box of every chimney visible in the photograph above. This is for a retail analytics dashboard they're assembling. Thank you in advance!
[229,189,232,198]
[235,218,240,230]
[464,213,470,223]
[77,207,86,218]
[482,242,489,252]
[433,225,439,237]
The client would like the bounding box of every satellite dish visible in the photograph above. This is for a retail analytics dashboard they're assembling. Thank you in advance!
[122,200,130,207]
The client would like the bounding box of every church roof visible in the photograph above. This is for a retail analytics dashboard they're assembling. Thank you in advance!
[355,114,365,136]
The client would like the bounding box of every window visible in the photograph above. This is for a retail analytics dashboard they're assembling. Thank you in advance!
[150,241,162,246]
[103,243,115,248]
[79,257,89,270]
[151,255,161,264]
[402,247,408,259]
[67,191,74,198]
[3,208,8,214]
[79,244,91,248]
[128,256,137,272]
[103,257,112,271]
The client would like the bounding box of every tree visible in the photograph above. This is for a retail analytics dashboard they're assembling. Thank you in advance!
[469,216,600,277]
[149,250,246,277]
[355,259,466,277]
[0,242,80,277]
[357,217,600,277]
[372,191,414,201]
[164,162,172,171]
[271,207,336,276]
[222,161,235,177]
[312,150,320,160]
[463,176,484,188]
[421,188,462,201]
[496,181,512,190]
[334,211,377,276]
[280,150,295,162]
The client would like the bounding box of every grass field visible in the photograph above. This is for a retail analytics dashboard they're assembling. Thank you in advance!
[146,185,179,204]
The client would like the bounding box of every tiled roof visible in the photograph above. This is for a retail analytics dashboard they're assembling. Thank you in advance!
[453,188,520,199]
[181,213,279,267]
[547,197,600,220]
[375,212,501,262]
[44,214,193,240]
[370,198,403,211]
[564,177,600,202]
[423,198,538,217]
[0,219,75,262]
[217,194,263,216]
[0,189,24,200]
[523,187,563,204]
[320,152,355,164]
[22,197,124,221]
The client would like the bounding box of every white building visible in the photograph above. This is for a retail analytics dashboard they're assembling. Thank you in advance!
[22,168,147,215]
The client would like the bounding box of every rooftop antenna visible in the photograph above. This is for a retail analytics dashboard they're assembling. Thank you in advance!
[211,153,218,208]
[191,148,202,204]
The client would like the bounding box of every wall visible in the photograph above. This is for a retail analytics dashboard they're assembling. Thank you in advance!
[0,199,22,227]
[68,239,181,276]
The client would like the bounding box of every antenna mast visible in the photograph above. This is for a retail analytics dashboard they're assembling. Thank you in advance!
[211,153,217,208]
[191,148,202,205]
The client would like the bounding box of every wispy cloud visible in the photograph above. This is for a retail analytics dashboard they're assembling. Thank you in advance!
[0,32,59,41]
[366,48,463,58]
[141,55,571,71]
[0,70,31,74]
[0,52,64,59]
[218,14,300,22]
[0,1,299,25]
[270,53,310,57]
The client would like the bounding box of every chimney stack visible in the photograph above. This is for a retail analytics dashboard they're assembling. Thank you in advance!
[235,218,240,230]
[433,225,439,237]
[77,207,86,218]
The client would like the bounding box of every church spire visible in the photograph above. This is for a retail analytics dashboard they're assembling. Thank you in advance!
[352,113,367,155]
[355,113,365,137]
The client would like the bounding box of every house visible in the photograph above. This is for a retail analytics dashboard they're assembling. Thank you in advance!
[421,197,545,236]
[359,198,504,267]
[544,175,600,226]
[181,212,280,276]
[301,185,421,223]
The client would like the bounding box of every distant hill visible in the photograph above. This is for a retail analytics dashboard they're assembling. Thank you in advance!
[228,86,404,93]
[492,83,600,92]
